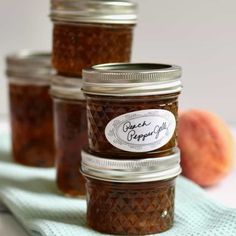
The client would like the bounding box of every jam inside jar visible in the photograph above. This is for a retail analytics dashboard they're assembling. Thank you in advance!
[6,51,55,167]
[83,63,183,159]
[52,23,135,77]
[86,93,179,158]
[51,77,87,196]
[50,0,137,77]
[81,148,181,235]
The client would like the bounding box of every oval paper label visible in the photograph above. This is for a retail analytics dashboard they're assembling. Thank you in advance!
[105,109,176,152]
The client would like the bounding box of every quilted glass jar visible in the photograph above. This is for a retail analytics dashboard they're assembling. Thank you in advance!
[51,76,87,196]
[82,63,182,159]
[50,0,137,77]
[81,148,181,235]
[6,51,55,167]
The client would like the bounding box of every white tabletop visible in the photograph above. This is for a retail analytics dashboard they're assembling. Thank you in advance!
[0,119,235,236]
[0,213,28,236]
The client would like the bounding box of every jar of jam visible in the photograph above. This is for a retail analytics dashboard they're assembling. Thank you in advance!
[6,51,55,167]
[50,0,138,77]
[51,76,87,196]
[82,63,182,158]
[81,148,181,235]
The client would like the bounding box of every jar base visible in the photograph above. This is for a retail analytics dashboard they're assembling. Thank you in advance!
[88,221,174,235]
[56,185,86,198]
[13,158,55,168]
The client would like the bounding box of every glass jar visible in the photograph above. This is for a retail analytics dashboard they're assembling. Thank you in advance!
[6,51,55,167]
[50,0,137,77]
[82,63,182,158]
[51,76,87,196]
[81,148,181,235]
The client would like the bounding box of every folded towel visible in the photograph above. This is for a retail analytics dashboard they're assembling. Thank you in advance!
[0,131,236,236]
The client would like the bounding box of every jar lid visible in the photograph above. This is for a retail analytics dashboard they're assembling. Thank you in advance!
[82,63,182,96]
[50,0,138,24]
[50,75,85,100]
[81,148,181,183]
[6,50,53,85]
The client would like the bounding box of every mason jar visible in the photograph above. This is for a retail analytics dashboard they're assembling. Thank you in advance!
[6,51,55,167]
[82,63,182,159]
[50,0,138,77]
[51,76,87,196]
[81,148,181,235]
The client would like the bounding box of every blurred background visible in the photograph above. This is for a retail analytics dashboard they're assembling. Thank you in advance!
[0,0,236,123]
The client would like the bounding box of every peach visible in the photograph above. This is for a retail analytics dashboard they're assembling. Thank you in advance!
[178,109,235,187]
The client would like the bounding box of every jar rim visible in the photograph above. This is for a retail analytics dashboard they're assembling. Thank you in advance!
[50,0,138,24]
[81,148,181,183]
[82,63,183,96]
[50,75,85,100]
[6,50,53,84]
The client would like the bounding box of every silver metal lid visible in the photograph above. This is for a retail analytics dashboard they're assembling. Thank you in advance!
[82,63,182,96]
[51,75,85,100]
[6,50,53,85]
[81,148,181,183]
[50,0,138,24]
